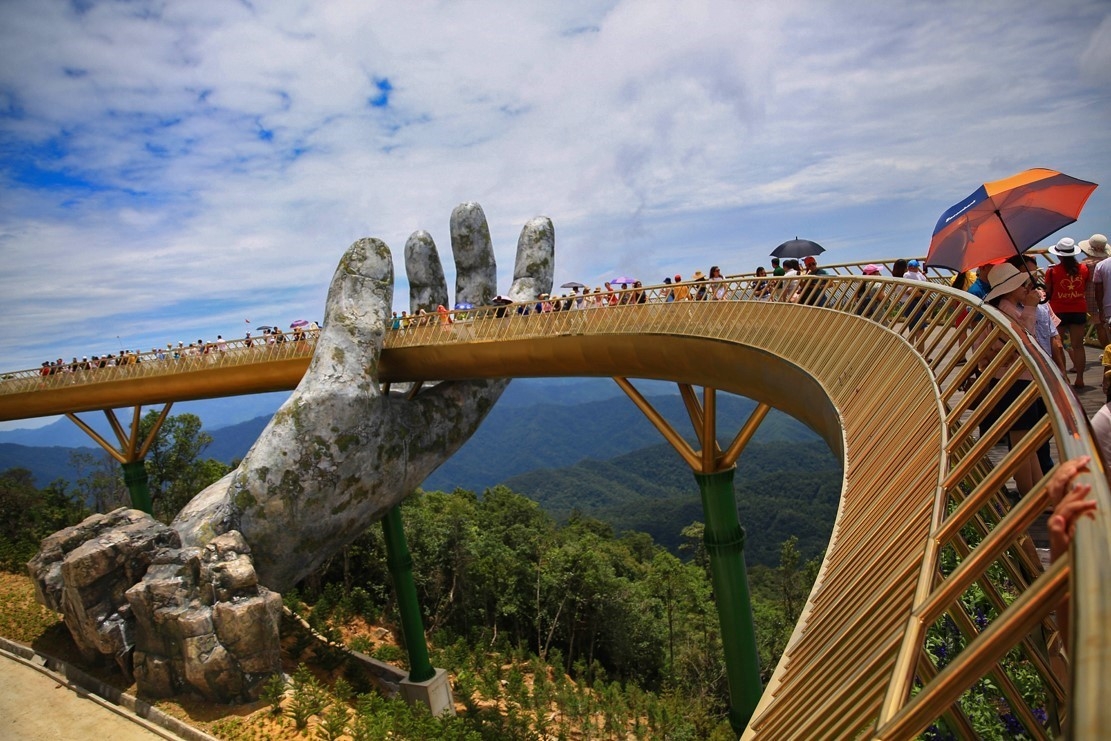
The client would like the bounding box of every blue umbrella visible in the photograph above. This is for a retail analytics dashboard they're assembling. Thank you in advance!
[454,302,475,310]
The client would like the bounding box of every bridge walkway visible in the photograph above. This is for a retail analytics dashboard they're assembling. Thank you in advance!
[1,266,1108,739]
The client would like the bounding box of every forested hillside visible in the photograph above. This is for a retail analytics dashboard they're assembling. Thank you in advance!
[423,389,818,493]
[2,384,841,567]
[500,439,841,566]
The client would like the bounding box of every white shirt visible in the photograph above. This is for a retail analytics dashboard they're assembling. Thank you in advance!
[1091,403,1111,469]
[781,269,800,300]
[1093,257,1111,314]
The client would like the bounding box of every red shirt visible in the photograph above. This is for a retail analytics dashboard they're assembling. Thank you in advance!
[1046,262,1089,314]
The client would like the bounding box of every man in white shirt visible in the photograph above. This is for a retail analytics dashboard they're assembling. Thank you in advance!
[905,259,928,281]
[1086,234,1111,345]
[1091,365,1111,470]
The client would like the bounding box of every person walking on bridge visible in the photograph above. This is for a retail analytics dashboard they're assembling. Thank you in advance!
[1081,233,1109,348]
[1045,237,1090,388]
[798,255,830,307]
[980,263,1045,496]
[672,275,690,301]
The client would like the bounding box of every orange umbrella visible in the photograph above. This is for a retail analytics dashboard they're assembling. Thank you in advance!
[926,168,1097,272]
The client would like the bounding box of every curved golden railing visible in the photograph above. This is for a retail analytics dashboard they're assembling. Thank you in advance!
[0,334,318,419]
[0,265,1108,738]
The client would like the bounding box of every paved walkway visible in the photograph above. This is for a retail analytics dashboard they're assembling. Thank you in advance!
[1067,342,1107,420]
[0,640,212,741]
[0,650,174,740]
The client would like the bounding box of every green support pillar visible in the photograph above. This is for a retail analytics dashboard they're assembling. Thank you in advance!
[695,468,762,736]
[121,460,152,515]
[381,505,435,683]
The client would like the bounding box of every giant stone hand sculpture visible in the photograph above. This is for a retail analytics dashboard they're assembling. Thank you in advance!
[175,202,554,590]
[29,203,554,701]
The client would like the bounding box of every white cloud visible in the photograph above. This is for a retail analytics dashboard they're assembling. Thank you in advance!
[0,0,1108,379]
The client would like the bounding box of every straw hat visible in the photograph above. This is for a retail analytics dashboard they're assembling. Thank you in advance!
[983,263,1031,303]
[1080,233,1109,258]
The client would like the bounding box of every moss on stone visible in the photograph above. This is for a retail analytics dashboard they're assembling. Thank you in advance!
[234,489,257,511]
[335,433,360,454]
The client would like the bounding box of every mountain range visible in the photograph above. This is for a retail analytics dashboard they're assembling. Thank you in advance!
[0,378,840,566]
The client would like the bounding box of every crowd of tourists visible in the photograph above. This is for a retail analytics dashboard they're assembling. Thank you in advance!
[387,256,842,331]
[938,230,1111,471]
[35,323,320,378]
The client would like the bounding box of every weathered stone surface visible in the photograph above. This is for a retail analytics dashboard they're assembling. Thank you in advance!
[212,595,282,671]
[172,204,555,592]
[508,216,556,303]
[133,650,174,697]
[125,529,280,702]
[405,230,448,312]
[26,508,178,674]
[29,203,554,703]
[28,509,167,613]
[28,511,280,702]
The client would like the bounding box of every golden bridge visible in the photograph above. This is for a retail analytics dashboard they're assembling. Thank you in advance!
[1,264,1108,739]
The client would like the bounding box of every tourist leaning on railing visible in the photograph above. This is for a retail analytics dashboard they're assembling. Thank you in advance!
[976,263,1045,497]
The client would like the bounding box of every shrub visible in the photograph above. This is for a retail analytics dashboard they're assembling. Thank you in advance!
[373,643,405,666]
[314,701,349,741]
[261,673,286,715]
[287,664,327,731]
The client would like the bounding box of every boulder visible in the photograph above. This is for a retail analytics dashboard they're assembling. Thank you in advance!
[26,508,178,674]
[126,530,281,702]
[28,511,281,703]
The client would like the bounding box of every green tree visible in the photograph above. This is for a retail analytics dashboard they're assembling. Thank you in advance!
[0,468,40,570]
[646,551,684,685]
[139,411,231,522]
[778,535,802,623]
[70,450,128,513]
[404,489,480,635]
[679,520,710,576]
[470,486,552,648]
[0,469,88,571]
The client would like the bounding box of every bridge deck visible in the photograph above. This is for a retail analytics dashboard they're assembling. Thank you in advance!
[1,270,1108,739]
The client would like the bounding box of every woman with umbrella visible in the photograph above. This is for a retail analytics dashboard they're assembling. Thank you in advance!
[1044,237,1091,388]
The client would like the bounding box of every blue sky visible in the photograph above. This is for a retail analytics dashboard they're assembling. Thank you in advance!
[1,0,1110,430]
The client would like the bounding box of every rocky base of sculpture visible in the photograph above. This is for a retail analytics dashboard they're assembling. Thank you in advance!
[27,508,180,677]
[27,508,281,703]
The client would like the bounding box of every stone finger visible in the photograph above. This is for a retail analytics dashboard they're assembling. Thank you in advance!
[508,216,555,302]
[394,210,554,490]
[405,230,448,313]
[450,202,498,306]
[307,237,395,384]
[174,237,396,588]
